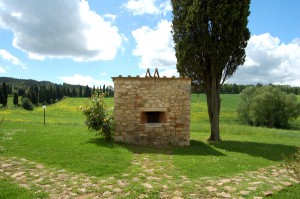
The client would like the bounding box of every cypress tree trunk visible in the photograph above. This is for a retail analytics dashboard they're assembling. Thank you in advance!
[206,76,221,142]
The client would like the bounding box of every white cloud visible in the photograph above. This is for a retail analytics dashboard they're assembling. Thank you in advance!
[159,68,179,77]
[132,28,299,86]
[58,74,113,87]
[0,0,122,61]
[227,33,300,86]
[103,14,117,22]
[0,49,26,69]
[124,0,171,16]
[243,57,260,68]
[132,20,176,69]
[159,1,172,16]
[0,66,6,74]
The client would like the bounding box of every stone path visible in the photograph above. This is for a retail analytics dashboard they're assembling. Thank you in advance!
[0,154,298,199]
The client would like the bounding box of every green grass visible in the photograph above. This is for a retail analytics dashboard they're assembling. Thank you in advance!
[173,131,299,178]
[1,97,132,177]
[1,94,300,196]
[1,95,300,180]
[269,183,300,199]
[0,176,48,199]
[1,123,132,177]
[174,94,300,179]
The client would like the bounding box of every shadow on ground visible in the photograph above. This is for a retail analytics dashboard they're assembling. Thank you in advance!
[86,137,116,148]
[210,140,297,161]
[87,138,225,156]
[87,137,297,162]
[173,140,225,156]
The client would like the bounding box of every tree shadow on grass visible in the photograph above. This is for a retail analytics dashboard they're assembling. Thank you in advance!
[210,140,297,161]
[289,125,300,131]
[87,138,225,156]
[173,140,225,156]
[87,137,297,161]
[87,137,175,154]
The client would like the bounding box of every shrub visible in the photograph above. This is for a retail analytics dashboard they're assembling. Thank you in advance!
[13,93,19,106]
[21,97,34,111]
[282,147,300,183]
[237,86,300,128]
[81,93,114,141]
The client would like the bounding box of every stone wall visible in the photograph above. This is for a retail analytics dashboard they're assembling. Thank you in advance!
[113,76,191,146]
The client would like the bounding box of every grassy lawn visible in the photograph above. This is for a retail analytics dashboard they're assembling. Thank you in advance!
[0,176,49,199]
[1,94,299,197]
[269,183,300,199]
[174,94,300,179]
[1,97,132,178]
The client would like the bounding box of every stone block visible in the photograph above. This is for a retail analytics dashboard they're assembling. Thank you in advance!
[114,136,123,142]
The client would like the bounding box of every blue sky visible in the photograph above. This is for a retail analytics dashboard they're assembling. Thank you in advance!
[0,0,299,87]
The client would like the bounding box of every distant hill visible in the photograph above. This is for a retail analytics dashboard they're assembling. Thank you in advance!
[0,77,53,87]
[0,76,114,99]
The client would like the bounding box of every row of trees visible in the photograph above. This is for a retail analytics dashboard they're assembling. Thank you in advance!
[193,83,300,95]
[0,81,114,107]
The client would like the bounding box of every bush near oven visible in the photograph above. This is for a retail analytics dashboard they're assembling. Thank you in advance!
[81,92,114,141]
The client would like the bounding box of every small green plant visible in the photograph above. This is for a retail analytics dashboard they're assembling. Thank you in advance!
[81,92,114,141]
[237,86,300,128]
[21,97,34,111]
[282,147,300,183]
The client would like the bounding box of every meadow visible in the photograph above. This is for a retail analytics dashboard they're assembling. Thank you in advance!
[0,94,299,198]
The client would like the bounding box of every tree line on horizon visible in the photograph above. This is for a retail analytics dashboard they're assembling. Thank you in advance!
[0,77,114,107]
[193,83,300,95]
[1,78,299,108]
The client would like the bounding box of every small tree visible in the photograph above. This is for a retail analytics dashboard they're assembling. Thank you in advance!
[237,86,300,128]
[21,97,34,111]
[83,85,91,98]
[13,93,19,106]
[81,92,114,141]
[282,148,300,183]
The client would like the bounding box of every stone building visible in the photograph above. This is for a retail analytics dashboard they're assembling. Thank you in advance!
[112,70,191,146]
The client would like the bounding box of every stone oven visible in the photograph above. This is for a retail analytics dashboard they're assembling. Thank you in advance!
[112,69,191,146]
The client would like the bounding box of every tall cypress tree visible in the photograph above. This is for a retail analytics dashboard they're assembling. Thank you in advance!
[0,86,3,106]
[13,92,19,106]
[2,82,8,106]
[172,0,250,141]
[79,86,83,97]
[84,85,91,97]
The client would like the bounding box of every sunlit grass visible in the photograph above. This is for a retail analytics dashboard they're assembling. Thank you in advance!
[174,94,300,179]
[1,94,299,181]
[0,97,131,178]
[0,176,47,199]
[269,184,300,199]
